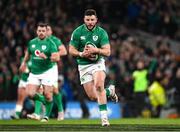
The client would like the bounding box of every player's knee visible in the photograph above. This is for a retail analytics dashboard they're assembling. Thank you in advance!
[44,92,53,101]
[27,89,35,98]
[53,88,59,94]
[89,96,97,101]
[89,97,97,101]
[18,91,24,97]
[95,83,104,92]
[28,92,35,99]
[94,82,102,89]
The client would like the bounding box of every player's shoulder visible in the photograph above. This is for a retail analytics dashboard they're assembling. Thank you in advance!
[28,37,38,44]
[46,37,55,44]
[47,35,55,41]
[73,24,84,33]
[48,35,60,43]
[49,35,58,40]
[96,25,107,33]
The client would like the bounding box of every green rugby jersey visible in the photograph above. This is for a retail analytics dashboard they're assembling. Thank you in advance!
[48,35,62,66]
[27,37,58,74]
[49,35,62,48]
[70,24,110,65]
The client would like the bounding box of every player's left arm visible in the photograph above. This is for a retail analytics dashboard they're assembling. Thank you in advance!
[98,44,110,57]
[50,42,60,62]
[98,29,111,57]
[58,44,67,56]
[50,37,67,61]
[85,44,110,57]
[51,44,67,62]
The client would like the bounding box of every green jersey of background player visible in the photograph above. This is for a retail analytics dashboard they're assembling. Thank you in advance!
[47,25,67,120]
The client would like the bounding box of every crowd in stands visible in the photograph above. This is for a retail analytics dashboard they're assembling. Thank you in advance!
[0,0,180,117]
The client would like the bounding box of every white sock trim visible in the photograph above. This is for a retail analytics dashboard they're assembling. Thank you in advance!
[100,110,108,119]
[15,104,23,112]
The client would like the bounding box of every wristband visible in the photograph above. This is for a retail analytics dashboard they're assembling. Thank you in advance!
[98,48,101,55]
[79,52,83,57]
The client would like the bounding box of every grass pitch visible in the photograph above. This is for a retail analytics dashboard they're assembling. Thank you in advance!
[0,118,180,131]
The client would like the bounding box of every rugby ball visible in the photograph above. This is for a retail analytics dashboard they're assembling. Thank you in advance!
[85,43,99,61]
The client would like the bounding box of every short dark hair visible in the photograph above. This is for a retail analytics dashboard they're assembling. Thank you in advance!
[37,22,47,28]
[84,9,97,17]
[46,23,50,27]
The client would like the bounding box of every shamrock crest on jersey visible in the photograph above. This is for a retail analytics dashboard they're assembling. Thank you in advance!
[42,45,46,50]
[93,35,98,41]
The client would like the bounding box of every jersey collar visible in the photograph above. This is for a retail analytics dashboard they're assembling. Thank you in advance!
[84,24,97,32]
[37,37,47,41]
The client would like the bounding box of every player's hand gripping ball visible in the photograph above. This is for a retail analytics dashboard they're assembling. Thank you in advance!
[84,43,99,61]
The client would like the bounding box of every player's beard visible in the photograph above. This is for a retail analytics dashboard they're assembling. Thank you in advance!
[39,34,46,40]
[86,24,95,30]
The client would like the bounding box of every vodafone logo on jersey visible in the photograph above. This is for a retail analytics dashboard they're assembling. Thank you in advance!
[35,50,40,56]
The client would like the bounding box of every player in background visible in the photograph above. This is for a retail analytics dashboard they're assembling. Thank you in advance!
[69,9,118,126]
[47,25,67,120]
[19,22,58,122]
[29,24,67,121]
[11,59,31,119]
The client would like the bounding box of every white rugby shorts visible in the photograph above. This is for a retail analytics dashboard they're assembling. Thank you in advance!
[78,59,106,84]
[18,80,27,88]
[28,64,58,86]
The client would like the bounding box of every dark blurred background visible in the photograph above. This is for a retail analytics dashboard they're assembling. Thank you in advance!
[0,0,180,118]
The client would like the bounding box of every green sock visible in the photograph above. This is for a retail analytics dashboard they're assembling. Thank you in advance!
[105,88,110,97]
[45,100,53,117]
[15,111,21,116]
[99,104,107,111]
[54,92,63,112]
[34,93,46,104]
[34,100,42,115]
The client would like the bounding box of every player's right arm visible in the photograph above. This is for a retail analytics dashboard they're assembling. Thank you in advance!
[19,40,31,72]
[19,50,30,73]
[69,30,89,58]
